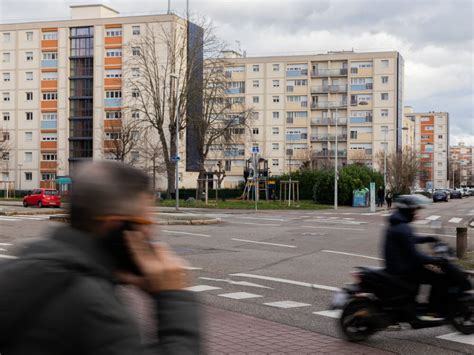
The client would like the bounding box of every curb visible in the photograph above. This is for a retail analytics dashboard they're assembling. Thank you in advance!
[0,210,66,216]
[49,215,222,225]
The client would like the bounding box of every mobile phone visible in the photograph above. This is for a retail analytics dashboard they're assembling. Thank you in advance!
[108,221,143,275]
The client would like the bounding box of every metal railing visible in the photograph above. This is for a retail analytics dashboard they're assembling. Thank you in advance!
[311,68,348,77]
[310,85,348,93]
[310,134,348,141]
[311,101,347,109]
[311,117,347,125]
[349,115,373,123]
[313,150,347,157]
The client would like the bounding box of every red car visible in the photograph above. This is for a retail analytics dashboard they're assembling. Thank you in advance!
[23,188,61,208]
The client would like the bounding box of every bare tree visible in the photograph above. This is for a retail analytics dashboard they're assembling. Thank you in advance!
[0,127,12,197]
[377,147,422,194]
[102,116,142,164]
[138,127,168,192]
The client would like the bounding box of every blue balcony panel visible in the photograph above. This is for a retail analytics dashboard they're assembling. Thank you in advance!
[225,88,244,95]
[41,120,57,129]
[104,98,122,107]
[286,70,308,77]
[41,59,58,68]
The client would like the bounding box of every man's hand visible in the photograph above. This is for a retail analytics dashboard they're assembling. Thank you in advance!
[117,231,190,294]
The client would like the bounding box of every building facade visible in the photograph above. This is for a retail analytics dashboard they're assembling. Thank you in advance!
[0,5,199,192]
[449,142,473,187]
[405,107,450,189]
[208,50,404,187]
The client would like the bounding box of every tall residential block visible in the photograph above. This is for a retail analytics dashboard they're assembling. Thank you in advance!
[0,5,201,191]
[449,142,473,187]
[209,50,404,187]
[404,107,449,189]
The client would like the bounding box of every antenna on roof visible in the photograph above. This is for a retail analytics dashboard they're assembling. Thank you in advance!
[167,0,171,14]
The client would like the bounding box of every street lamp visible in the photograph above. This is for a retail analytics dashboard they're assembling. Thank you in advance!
[18,164,22,194]
[334,108,338,210]
[170,73,180,211]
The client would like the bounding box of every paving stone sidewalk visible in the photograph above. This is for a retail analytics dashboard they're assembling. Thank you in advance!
[203,306,393,355]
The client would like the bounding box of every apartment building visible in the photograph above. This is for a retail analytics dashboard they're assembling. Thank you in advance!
[208,50,404,187]
[404,107,449,189]
[0,4,200,191]
[450,142,473,187]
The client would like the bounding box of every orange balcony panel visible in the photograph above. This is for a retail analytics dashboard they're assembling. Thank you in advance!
[104,78,122,88]
[105,57,122,66]
[105,37,122,45]
[42,27,58,32]
[41,101,57,110]
[40,161,58,170]
[41,141,57,150]
[41,80,58,89]
[41,129,57,134]
[104,65,122,71]
[103,140,117,149]
[105,24,122,29]
[41,39,58,49]
[104,119,122,129]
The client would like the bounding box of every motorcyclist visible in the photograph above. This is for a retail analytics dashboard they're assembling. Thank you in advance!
[384,194,447,315]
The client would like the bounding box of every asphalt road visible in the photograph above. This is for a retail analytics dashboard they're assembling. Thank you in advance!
[1,198,473,354]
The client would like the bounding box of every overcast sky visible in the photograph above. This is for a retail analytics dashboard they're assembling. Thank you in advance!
[1,0,473,145]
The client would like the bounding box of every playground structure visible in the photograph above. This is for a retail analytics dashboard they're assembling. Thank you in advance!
[240,157,276,201]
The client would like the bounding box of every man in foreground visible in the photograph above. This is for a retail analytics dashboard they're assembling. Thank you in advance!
[0,161,202,354]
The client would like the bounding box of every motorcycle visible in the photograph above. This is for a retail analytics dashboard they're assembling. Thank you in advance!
[333,242,474,341]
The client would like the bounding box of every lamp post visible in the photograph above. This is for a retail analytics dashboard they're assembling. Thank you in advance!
[18,164,22,194]
[334,108,338,210]
[170,73,180,211]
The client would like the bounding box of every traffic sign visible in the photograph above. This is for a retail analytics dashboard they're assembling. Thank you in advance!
[251,146,260,154]
[171,155,181,162]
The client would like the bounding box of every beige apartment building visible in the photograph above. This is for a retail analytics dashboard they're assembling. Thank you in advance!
[0,4,199,192]
[450,142,473,187]
[404,107,449,189]
[207,50,405,187]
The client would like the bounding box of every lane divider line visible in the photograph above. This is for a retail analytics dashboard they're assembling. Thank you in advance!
[161,230,211,238]
[231,238,296,248]
[321,250,383,261]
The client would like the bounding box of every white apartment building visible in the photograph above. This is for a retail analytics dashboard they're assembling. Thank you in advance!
[209,50,404,187]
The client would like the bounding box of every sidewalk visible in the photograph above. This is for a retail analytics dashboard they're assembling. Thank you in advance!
[203,306,392,354]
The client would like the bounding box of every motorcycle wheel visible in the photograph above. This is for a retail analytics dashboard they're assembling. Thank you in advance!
[340,299,378,342]
[451,300,474,335]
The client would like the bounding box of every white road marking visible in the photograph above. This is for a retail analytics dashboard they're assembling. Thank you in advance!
[230,273,340,292]
[313,310,342,318]
[322,250,383,261]
[185,267,202,270]
[0,248,6,251]
[381,213,391,217]
[413,220,430,225]
[161,230,211,238]
[448,217,463,223]
[0,254,17,259]
[231,238,296,248]
[0,243,12,246]
[218,292,263,300]
[426,215,441,221]
[228,221,281,227]
[199,277,273,289]
[437,332,474,345]
[302,225,365,231]
[316,220,366,225]
[234,216,286,222]
[468,210,474,216]
[186,285,221,292]
[0,217,18,221]
[264,301,311,309]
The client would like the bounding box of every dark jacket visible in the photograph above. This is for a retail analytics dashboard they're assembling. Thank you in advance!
[0,226,202,355]
[384,211,439,275]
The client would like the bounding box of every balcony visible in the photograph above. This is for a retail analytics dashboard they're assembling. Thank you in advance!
[349,115,372,123]
[310,101,347,109]
[286,69,308,77]
[313,150,347,158]
[350,100,371,107]
[350,83,373,91]
[311,68,348,77]
[41,59,58,68]
[310,85,348,94]
[224,150,245,157]
[286,134,308,141]
[310,134,347,142]
[225,87,245,95]
[41,120,57,129]
[311,117,347,125]
[104,98,122,107]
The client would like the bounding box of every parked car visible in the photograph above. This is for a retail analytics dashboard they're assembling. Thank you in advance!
[450,190,463,199]
[23,188,61,208]
[432,190,448,202]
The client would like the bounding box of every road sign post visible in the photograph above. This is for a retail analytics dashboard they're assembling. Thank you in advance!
[370,182,376,212]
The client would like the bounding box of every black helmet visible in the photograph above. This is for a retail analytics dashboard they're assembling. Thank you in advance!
[395,194,431,210]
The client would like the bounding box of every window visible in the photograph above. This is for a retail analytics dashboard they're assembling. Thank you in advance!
[25,132,33,141]
[252,96,259,103]
[26,72,33,81]
[26,52,33,61]
[26,92,33,101]
[26,112,33,120]
[128,24,140,35]
[225,160,232,171]
[41,153,57,161]
[106,49,122,57]
[2,52,11,62]
[272,80,280,87]
[106,91,122,98]
[131,130,139,140]
[42,173,56,180]
[252,80,259,88]
[41,134,57,141]
[131,68,140,77]
[252,128,259,135]
[426,125,434,131]
[438,135,443,139]
[41,72,58,80]
[2,152,9,161]
[272,159,279,167]
[252,64,259,72]
[24,152,32,162]
[42,52,57,60]
[2,112,10,121]
[273,112,279,119]
[381,76,388,84]
[25,172,33,181]
[252,112,259,119]
[3,73,10,82]
[106,28,122,37]
[381,60,389,68]
[105,132,121,140]
[3,33,10,42]
[2,131,10,141]
[105,70,122,78]
[272,64,280,71]
[272,127,279,135]
[131,90,140,98]
[272,96,280,103]
[42,113,57,121]
[42,92,57,100]
[381,93,389,100]
[132,47,140,56]
[26,32,33,41]
[272,143,279,151]
[42,32,58,40]
[131,151,139,161]
[381,125,389,133]
[381,109,388,117]
[3,93,10,101]
[105,111,122,119]
[131,110,140,119]
[350,130,358,139]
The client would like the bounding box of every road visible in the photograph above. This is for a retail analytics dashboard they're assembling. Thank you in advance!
[1,198,473,354]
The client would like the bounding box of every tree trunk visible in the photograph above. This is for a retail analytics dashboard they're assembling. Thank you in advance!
[167,162,176,197]
[196,170,206,197]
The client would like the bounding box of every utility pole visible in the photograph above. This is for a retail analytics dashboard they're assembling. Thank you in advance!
[170,74,180,211]
[334,108,338,210]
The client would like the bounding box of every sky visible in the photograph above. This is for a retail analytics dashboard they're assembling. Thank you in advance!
[1,0,473,145]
